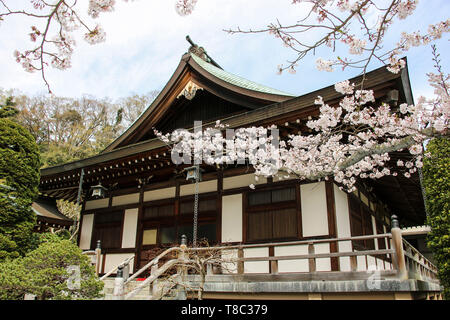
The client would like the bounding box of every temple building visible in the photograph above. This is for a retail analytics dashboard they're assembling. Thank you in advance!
[38,38,441,300]
[32,196,73,233]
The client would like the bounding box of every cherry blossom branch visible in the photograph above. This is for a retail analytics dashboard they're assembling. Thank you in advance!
[1,0,128,93]
[155,58,448,192]
[223,0,449,81]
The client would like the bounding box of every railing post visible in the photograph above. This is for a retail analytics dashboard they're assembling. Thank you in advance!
[175,234,187,300]
[308,243,316,272]
[179,234,187,273]
[95,240,101,276]
[113,265,125,300]
[350,255,358,272]
[237,247,244,275]
[269,246,278,274]
[151,264,159,297]
[390,215,407,280]
[122,262,130,281]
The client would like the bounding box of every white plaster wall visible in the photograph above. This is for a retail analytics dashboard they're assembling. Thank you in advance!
[315,243,331,271]
[221,249,238,274]
[244,247,269,273]
[85,198,109,210]
[221,194,243,243]
[112,193,139,207]
[79,214,94,250]
[121,208,138,248]
[300,182,329,237]
[376,258,385,271]
[357,256,367,271]
[103,253,135,274]
[223,173,266,190]
[180,179,217,196]
[274,244,309,273]
[143,187,175,202]
[333,184,352,271]
[367,256,377,270]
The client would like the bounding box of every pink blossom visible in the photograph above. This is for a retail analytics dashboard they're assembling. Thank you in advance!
[84,25,106,44]
[335,80,354,95]
[175,0,198,16]
[315,58,334,72]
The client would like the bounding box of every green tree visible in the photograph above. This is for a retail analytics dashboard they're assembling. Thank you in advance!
[423,138,450,299]
[0,97,40,261]
[0,234,104,300]
[10,91,157,168]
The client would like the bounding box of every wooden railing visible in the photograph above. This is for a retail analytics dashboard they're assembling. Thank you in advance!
[104,215,439,299]
[402,238,439,282]
[206,233,395,274]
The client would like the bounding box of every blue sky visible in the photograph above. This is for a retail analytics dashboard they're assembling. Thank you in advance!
[0,0,448,102]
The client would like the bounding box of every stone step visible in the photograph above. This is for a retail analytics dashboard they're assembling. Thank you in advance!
[101,277,180,300]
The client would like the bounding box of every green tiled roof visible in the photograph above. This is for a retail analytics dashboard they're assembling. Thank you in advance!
[190,53,295,97]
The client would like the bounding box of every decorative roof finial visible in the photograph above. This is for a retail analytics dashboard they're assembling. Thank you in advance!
[185,35,222,69]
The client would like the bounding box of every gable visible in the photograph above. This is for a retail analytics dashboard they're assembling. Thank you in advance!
[102,51,294,152]
[149,90,249,137]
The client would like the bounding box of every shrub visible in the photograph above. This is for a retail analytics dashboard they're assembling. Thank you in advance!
[0,234,104,300]
[423,138,450,299]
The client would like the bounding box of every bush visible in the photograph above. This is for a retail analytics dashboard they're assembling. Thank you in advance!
[0,234,104,300]
[423,138,450,299]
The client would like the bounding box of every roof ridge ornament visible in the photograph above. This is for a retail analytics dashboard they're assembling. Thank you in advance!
[186,35,222,69]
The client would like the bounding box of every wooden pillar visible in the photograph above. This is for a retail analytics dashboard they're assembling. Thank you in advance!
[308,243,316,272]
[269,246,278,274]
[134,185,145,273]
[350,255,358,272]
[325,181,339,271]
[390,215,407,280]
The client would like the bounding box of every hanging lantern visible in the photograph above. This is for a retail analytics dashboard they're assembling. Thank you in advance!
[90,183,108,199]
[185,165,203,182]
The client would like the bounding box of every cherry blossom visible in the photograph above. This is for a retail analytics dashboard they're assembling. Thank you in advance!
[0,0,132,92]
[225,1,449,79]
[175,0,197,16]
[155,49,448,192]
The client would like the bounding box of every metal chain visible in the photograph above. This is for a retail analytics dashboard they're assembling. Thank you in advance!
[193,164,199,247]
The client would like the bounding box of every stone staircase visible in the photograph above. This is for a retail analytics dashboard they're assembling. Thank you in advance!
[101,278,152,300]
[101,277,181,300]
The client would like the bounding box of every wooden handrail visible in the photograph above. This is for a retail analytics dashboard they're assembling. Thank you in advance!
[100,255,135,281]
[125,246,182,284]
[184,233,393,252]
[238,249,395,263]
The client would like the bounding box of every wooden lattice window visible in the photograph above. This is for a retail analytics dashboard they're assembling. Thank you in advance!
[246,187,298,242]
[91,211,123,250]
[349,194,375,250]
